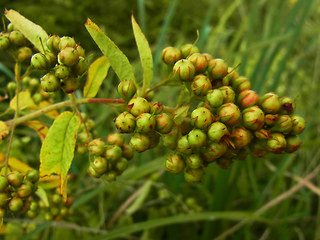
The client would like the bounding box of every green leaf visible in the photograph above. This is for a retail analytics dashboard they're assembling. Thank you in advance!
[85,18,137,85]
[126,180,153,214]
[39,111,81,201]
[173,105,190,125]
[131,14,153,89]
[5,9,48,53]
[35,186,49,207]
[83,56,111,98]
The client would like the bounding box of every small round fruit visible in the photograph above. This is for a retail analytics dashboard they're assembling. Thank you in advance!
[191,107,214,129]
[41,73,60,92]
[180,44,200,58]
[260,92,281,114]
[58,47,79,66]
[218,103,241,126]
[106,133,124,147]
[136,113,156,133]
[206,89,224,108]
[207,58,228,80]
[207,122,229,142]
[184,167,204,183]
[161,46,182,65]
[187,129,207,148]
[173,59,196,82]
[127,97,150,117]
[166,154,186,174]
[155,113,174,134]
[130,133,151,153]
[118,79,137,101]
[88,138,105,155]
[114,112,136,133]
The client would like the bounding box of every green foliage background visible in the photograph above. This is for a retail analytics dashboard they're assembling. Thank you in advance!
[1,0,320,239]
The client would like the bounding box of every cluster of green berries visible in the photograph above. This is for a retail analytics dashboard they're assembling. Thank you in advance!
[76,113,97,154]
[31,35,87,93]
[87,133,134,181]
[0,170,39,218]
[159,43,306,182]
[0,23,33,62]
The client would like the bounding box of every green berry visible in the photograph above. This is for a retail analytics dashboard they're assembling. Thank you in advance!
[291,115,306,135]
[31,53,49,70]
[254,129,270,140]
[45,50,57,68]
[187,129,207,148]
[22,76,31,87]
[17,47,33,62]
[54,64,71,79]
[0,35,10,50]
[176,135,192,155]
[127,97,150,116]
[114,111,136,133]
[222,68,239,86]
[115,158,128,172]
[59,36,76,50]
[180,44,200,58]
[0,193,9,207]
[91,156,108,175]
[161,46,182,65]
[260,92,281,114]
[105,171,117,182]
[237,90,259,109]
[206,89,224,108]
[88,166,101,178]
[150,102,163,115]
[280,97,296,115]
[207,122,229,142]
[17,182,33,198]
[107,133,124,147]
[7,82,16,98]
[75,45,85,57]
[270,115,293,134]
[191,107,214,129]
[241,106,265,131]
[0,176,8,192]
[155,113,174,134]
[61,77,81,93]
[202,53,214,62]
[29,78,40,93]
[250,140,268,158]
[26,169,39,183]
[219,86,235,103]
[130,133,151,153]
[161,125,180,150]
[9,30,27,46]
[184,167,204,183]
[267,133,287,154]
[136,113,156,133]
[173,59,196,82]
[231,127,253,149]
[105,145,122,162]
[88,138,105,155]
[73,57,88,75]
[218,103,241,126]
[202,141,227,162]
[46,35,61,53]
[7,171,23,187]
[186,154,203,169]
[122,144,134,160]
[9,197,24,212]
[165,154,186,174]
[191,74,212,96]
[187,53,208,73]
[117,79,137,101]
[285,135,302,153]
[58,47,79,66]
[41,73,60,92]
[232,76,251,93]
[207,58,228,80]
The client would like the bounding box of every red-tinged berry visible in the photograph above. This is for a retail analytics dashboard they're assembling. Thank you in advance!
[17,182,33,198]
[136,113,156,133]
[237,90,259,109]
[254,129,270,140]
[161,46,182,65]
[117,79,137,102]
[291,115,306,135]
[162,125,180,150]
[150,102,163,115]
[241,106,265,131]
[114,111,136,133]
[218,103,241,126]
[206,89,224,108]
[187,53,208,73]
[73,57,88,75]
[127,97,150,116]
[46,35,61,53]
[260,92,281,114]
[285,135,302,153]
[31,53,49,70]
[54,64,71,79]
[186,154,203,169]
[155,113,174,134]
[41,73,60,92]
[219,86,235,103]
[7,171,23,187]
[265,114,279,126]
[232,76,251,93]
[207,121,229,142]
[0,208,5,218]
[0,176,8,192]
[59,36,76,50]
[17,47,32,62]
[45,50,57,68]
[191,107,214,129]
[91,156,108,175]
[105,145,122,162]
[187,129,207,148]
[88,138,105,155]
[122,144,134,160]
[270,115,293,134]
[61,77,81,93]
[207,58,228,80]
[58,47,79,66]
[9,30,27,46]
[202,53,214,61]
[176,135,192,155]
[267,133,287,154]
[9,197,24,212]
[0,193,9,207]
[165,154,186,174]
[250,140,268,158]
[191,74,212,96]
[130,133,151,153]
[107,133,124,147]
[231,127,253,149]
[180,44,200,58]
[173,59,196,82]
[203,141,227,162]
[184,167,204,183]
[280,97,295,115]
[223,67,239,86]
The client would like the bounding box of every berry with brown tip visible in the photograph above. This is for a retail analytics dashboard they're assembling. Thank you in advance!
[46,35,61,53]
[241,106,265,131]
[117,79,137,102]
[232,76,251,93]
[218,103,241,126]
[203,141,227,162]
[191,74,212,96]
[280,97,296,115]
[270,115,293,134]
[180,44,200,58]
[58,47,79,66]
[107,133,124,147]
[187,53,208,73]
[176,135,192,155]
[285,135,302,153]
[114,111,136,133]
[291,115,306,135]
[7,171,23,187]
[136,113,156,133]
[165,154,186,174]
[207,58,228,80]
[186,154,203,169]
[237,90,259,109]
[127,97,150,117]
[191,107,214,129]
[41,73,60,92]
[231,127,253,149]
[173,59,196,82]
[161,46,182,65]
[267,133,287,154]
[260,92,281,114]
[155,113,174,134]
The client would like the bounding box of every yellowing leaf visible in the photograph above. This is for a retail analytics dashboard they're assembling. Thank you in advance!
[173,105,190,125]
[84,56,111,98]
[0,121,9,140]
[5,9,49,53]
[0,153,33,174]
[132,15,153,89]
[38,101,59,118]
[10,90,35,111]
[40,111,81,201]
[85,18,137,85]
[39,175,71,189]
[23,120,48,142]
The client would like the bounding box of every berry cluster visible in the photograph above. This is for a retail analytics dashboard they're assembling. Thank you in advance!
[87,133,134,181]
[0,170,39,217]
[160,43,306,182]
[76,113,97,154]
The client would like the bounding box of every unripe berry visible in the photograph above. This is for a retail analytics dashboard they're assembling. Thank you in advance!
[27,210,37,219]
[105,171,117,182]
[186,154,203,169]
[52,194,63,205]
[267,133,287,154]
[161,125,180,150]
[260,92,281,114]
[9,197,24,212]
[203,141,227,162]
[45,50,57,68]
[17,47,32,62]
[223,68,239,86]
[30,201,38,211]
[107,133,124,147]
[0,193,9,207]
[88,138,105,155]
[219,86,235,103]
[7,82,16,98]
[250,140,268,158]
[115,158,128,172]
[105,145,122,162]
[59,36,76,50]
[127,97,150,116]
[184,167,204,183]
[241,106,265,131]
[7,171,23,187]
[155,113,174,134]
[206,89,224,108]
[270,115,293,134]
[117,79,137,101]
[0,176,8,192]
[73,57,88,76]
[88,166,101,178]
[191,74,212,96]
[191,107,214,129]
[91,156,108,175]
[254,129,270,140]
[180,117,193,135]
[26,169,39,183]
[136,113,156,133]
[291,115,306,135]
[77,131,91,144]
[122,144,134,160]
[29,78,40,93]
[46,35,61,53]
[41,73,60,92]
[180,44,200,58]
[31,53,49,70]
[173,59,196,82]
[187,53,208,73]
[207,122,229,142]
[9,30,27,46]
[218,103,241,126]
[61,77,81,93]
[58,47,79,66]
[187,129,207,148]
[165,154,186,174]
[280,97,295,115]
[176,135,192,155]
[202,53,214,61]
[161,46,182,65]
[54,64,71,79]
[114,111,136,133]
[130,133,151,153]
[17,182,33,198]
[265,114,279,126]
[0,36,10,50]
[237,90,259,109]
[150,102,163,115]
[231,127,253,149]
[75,45,85,57]
[232,76,251,92]
[285,135,302,153]
[207,58,228,80]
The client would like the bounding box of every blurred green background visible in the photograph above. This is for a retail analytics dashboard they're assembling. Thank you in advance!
[1,0,320,239]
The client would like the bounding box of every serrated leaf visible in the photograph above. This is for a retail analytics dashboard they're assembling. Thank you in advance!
[85,18,137,85]
[23,120,48,142]
[0,121,9,140]
[40,111,81,201]
[10,90,36,111]
[131,15,153,89]
[83,56,111,98]
[5,9,48,53]
[173,105,190,124]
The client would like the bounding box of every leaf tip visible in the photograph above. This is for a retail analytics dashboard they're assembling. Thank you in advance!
[85,18,92,26]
